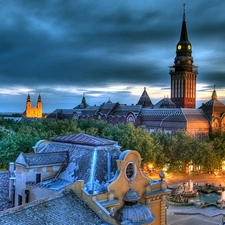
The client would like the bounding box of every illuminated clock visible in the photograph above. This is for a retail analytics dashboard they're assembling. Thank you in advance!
[188,45,191,50]
[177,45,182,50]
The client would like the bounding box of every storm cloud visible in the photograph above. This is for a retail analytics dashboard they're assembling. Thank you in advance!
[0,0,225,112]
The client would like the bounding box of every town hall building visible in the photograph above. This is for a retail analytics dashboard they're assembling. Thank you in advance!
[46,5,225,136]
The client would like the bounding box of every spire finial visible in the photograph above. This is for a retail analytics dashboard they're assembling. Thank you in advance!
[183,3,186,21]
[212,84,217,100]
[27,93,31,102]
[37,93,42,102]
[82,93,86,104]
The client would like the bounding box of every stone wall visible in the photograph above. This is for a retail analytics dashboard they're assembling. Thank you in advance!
[0,171,10,211]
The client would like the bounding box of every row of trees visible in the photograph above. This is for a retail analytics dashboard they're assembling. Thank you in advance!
[0,118,225,172]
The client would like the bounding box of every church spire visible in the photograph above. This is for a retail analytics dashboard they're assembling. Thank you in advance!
[74,93,89,109]
[37,93,42,102]
[27,93,31,102]
[82,93,87,105]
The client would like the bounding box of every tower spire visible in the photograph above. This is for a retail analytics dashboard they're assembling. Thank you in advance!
[27,93,31,102]
[38,93,42,102]
[82,93,86,104]
[169,4,198,109]
[183,3,186,21]
[180,3,188,42]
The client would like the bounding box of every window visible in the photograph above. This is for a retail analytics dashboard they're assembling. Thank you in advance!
[126,114,135,123]
[18,194,22,206]
[125,162,136,180]
[36,173,41,183]
[25,190,30,203]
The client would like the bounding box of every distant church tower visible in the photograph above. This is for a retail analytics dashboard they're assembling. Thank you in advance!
[25,94,42,118]
[169,4,198,108]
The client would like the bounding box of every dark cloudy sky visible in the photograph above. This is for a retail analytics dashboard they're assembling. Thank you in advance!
[0,0,225,113]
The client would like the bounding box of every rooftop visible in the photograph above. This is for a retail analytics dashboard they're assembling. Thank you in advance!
[0,190,103,225]
[50,133,117,146]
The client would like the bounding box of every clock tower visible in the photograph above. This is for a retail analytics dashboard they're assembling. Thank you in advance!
[169,4,198,108]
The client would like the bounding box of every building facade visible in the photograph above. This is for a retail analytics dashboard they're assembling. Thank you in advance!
[25,94,42,118]
[199,87,225,133]
[7,133,170,225]
[47,92,210,137]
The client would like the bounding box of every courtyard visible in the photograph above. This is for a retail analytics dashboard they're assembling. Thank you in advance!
[150,172,225,225]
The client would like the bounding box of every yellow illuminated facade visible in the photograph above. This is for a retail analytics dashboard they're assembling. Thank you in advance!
[25,94,42,118]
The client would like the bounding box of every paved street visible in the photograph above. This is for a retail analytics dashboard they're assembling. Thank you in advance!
[150,172,225,225]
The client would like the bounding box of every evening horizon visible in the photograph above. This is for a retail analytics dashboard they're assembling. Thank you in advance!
[0,0,225,113]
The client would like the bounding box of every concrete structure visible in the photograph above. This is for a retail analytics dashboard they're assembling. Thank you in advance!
[4,133,171,225]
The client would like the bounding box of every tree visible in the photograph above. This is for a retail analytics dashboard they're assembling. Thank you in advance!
[0,134,19,169]
[101,123,156,164]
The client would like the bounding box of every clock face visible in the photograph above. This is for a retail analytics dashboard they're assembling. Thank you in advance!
[177,45,182,50]
[188,45,191,50]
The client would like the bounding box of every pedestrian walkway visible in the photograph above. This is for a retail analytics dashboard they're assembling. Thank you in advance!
[149,172,225,225]
[167,205,225,225]
[167,174,225,225]
[167,213,223,225]
[168,204,224,217]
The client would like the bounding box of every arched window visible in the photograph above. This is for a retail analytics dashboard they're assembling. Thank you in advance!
[126,114,135,123]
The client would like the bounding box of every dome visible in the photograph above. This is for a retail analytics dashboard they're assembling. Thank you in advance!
[116,189,155,224]
[123,189,140,202]
[117,203,155,225]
